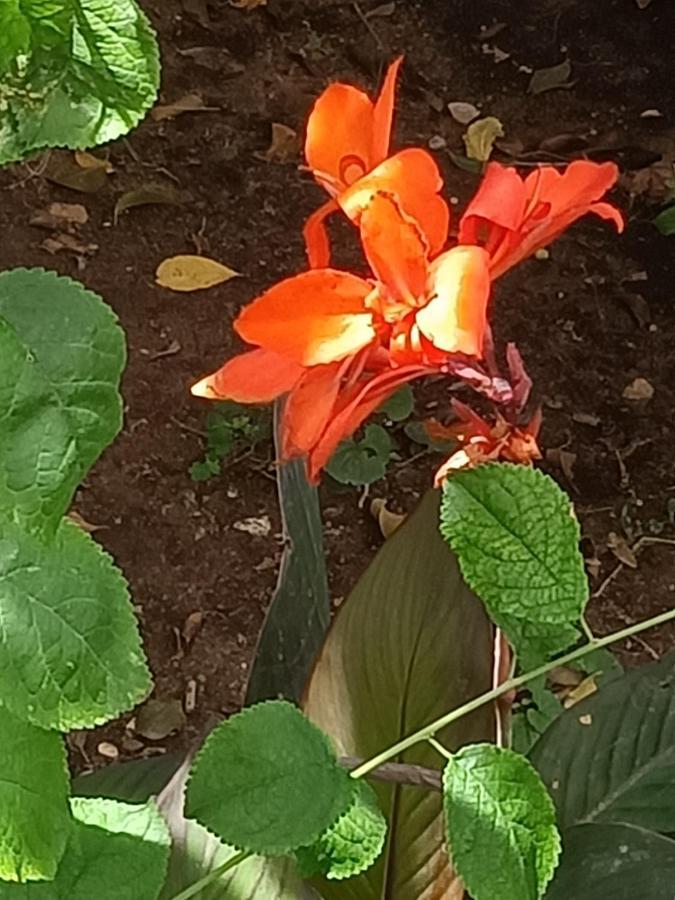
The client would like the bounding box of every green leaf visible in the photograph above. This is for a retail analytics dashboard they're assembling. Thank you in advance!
[189,458,221,482]
[501,617,581,670]
[440,464,588,629]
[0,269,125,532]
[512,676,564,756]
[304,490,495,899]
[326,424,392,486]
[378,385,414,422]
[654,205,675,236]
[186,701,352,856]
[443,744,560,900]
[295,781,386,881]
[0,516,151,729]
[530,651,675,832]
[73,754,183,804]
[404,420,454,452]
[0,0,160,164]
[245,404,330,704]
[545,823,675,900]
[0,797,171,899]
[0,705,70,883]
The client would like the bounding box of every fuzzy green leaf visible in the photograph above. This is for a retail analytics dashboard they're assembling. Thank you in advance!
[0,0,160,164]
[0,516,151,730]
[186,701,352,856]
[0,706,70,882]
[443,744,560,900]
[440,464,588,627]
[326,424,392,486]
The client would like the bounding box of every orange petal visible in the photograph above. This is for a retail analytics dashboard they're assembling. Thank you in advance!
[235,270,375,366]
[281,361,345,458]
[305,83,375,192]
[303,198,339,268]
[528,160,620,219]
[458,163,527,241]
[341,148,450,256]
[359,192,428,303]
[191,348,303,403]
[370,56,403,166]
[416,246,491,357]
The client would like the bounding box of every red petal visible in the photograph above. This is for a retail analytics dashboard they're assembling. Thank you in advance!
[458,163,527,241]
[281,361,345,458]
[303,198,339,268]
[370,56,403,166]
[191,348,303,403]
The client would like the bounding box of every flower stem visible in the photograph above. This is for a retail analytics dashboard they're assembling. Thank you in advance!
[168,850,251,900]
[350,606,675,780]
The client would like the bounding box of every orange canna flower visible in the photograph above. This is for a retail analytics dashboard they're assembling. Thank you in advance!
[303,57,449,267]
[458,160,624,278]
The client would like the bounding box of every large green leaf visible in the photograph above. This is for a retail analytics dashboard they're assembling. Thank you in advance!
[0,0,160,164]
[0,706,70,882]
[0,269,125,532]
[73,754,182,803]
[303,490,496,900]
[545,823,675,900]
[186,701,352,856]
[246,404,330,704]
[443,744,560,900]
[0,516,151,730]
[530,651,675,832]
[0,797,170,899]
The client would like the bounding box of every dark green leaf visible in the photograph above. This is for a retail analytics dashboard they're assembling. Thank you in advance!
[654,205,675,236]
[189,458,221,482]
[304,491,495,899]
[73,754,182,803]
[0,0,160,164]
[378,386,414,422]
[326,424,392,486]
[443,744,560,900]
[404,420,455,452]
[186,701,352,855]
[530,651,675,832]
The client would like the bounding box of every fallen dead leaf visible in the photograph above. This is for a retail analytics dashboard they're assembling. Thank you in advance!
[233,515,272,537]
[97,741,120,760]
[151,92,220,122]
[463,116,504,162]
[182,0,211,27]
[229,0,266,8]
[45,151,109,193]
[262,123,301,164]
[121,736,145,754]
[607,532,638,568]
[370,498,406,539]
[75,150,114,174]
[41,233,98,258]
[622,376,654,402]
[30,202,88,232]
[549,666,584,688]
[67,510,107,533]
[182,611,204,645]
[448,101,480,125]
[572,411,600,427]
[546,447,577,488]
[114,183,186,225]
[365,1,396,16]
[564,674,599,709]
[156,254,240,292]
[528,59,573,95]
[148,339,182,360]
[134,698,186,741]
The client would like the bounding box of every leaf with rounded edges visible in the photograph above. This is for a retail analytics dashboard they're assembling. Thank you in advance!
[0,797,170,899]
[0,705,70,883]
[378,385,414,422]
[530,651,675,832]
[326,424,392,486]
[440,464,588,627]
[185,701,352,856]
[0,269,125,532]
[443,744,560,900]
[0,516,151,730]
[295,781,386,881]
[0,0,160,164]
[304,490,495,900]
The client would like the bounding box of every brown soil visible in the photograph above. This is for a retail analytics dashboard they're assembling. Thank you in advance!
[1,0,674,767]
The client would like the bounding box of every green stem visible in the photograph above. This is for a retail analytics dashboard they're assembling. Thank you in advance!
[580,616,596,643]
[168,850,251,900]
[428,737,452,760]
[350,606,675,780]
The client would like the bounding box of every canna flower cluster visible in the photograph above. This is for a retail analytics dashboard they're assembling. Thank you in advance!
[192,60,623,483]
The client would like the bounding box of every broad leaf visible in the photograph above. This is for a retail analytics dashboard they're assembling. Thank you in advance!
[545,823,675,900]
[186,701,352,855]
[0,797,170,899]
[0,516,151,730]
[304,490,496,899]
[378,385,414,422]
[0,706,70,882]
[654,205,675,236]
[530,651,675,832]
[246,403,330,704]
[0,0,160,164]
[73,754,183,803]
[443,744,560,900]
[326,424,392,486]
[0,269,125,532]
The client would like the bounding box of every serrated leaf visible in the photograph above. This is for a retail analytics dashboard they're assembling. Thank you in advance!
[304,491,495,899]
[500,616,581,669]
[0,516,151,730]
[0,706,70,883]
[530,651,675,832]
[378,385,414,422]
[186,701,352,855]
[443,744,560,900]
[440,464,588,630]
[654,204,675,236]
[0,268,125,532]
[0,0,160,164]
[0,797,171,899]
[295,781,386,881]
[326,424,392,486]
[155,255,240,292]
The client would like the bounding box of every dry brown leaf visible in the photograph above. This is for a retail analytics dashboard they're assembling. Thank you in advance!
[621,159,675,201]
[156,254,240,292]
[563,674,599,709]
[370,498,406,539]
[549,666,584,688]
[182,611,204,645]
[151,92,220,122]
[572,411,600,427]
[366,2,396,17]
[45,151,109,193]
[41,233,98,258]
[546,447,577,488]
[463,116,504,162]
[229,0,266,8]
[68,510,107,533]
[528,59,573,95]
[30,202,88,232]
[622,376,654,402]
[75,150,114,173]
[607,532,638,568]
[262,123,301,164]
[134,698,186,741]
[114,184,186,225]
[448,101,480,125]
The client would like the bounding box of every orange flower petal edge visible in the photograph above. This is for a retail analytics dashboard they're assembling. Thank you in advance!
[191,348,303,403]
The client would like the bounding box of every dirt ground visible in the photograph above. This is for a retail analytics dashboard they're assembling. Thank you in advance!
[1,0,674,766]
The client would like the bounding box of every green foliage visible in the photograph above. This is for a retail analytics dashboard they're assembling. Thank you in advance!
[186,701,352,856]
[443,744,560,900]
[190,403,269,482]
[378,385,414,422]
[326,424,392,486]
[440,464,588,661]
[0,707,70,882]
[0,0,160,164]
[295,781,387,881]
[654,204,675,236]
